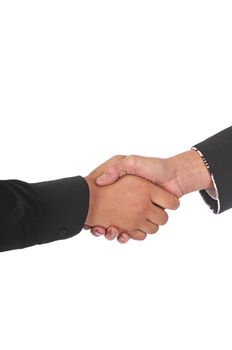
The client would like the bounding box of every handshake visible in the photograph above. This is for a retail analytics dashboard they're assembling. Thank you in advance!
[84,150,213,243]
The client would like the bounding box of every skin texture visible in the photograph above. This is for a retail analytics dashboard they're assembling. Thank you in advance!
[93,150,213,241]
[96,150,213,197]
[84,156,180,243]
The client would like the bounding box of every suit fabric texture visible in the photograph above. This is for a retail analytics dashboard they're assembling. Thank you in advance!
[194,126,232,214]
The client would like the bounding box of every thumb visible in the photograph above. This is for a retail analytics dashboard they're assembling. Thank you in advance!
[96,158,132,186]
[96,168,121,186]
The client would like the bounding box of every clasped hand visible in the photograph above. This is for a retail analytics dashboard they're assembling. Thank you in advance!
[85,156,180,244]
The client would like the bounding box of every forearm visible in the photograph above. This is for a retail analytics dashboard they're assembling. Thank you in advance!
[168,126,232,213]
[168,150,213,196]
[0,176,89,252]
[192,126,232,213]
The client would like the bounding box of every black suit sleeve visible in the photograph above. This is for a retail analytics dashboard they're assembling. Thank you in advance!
[0,176,89,252]
[193,126,232,214]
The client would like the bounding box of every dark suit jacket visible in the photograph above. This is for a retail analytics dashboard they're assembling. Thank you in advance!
[194,126,232,214]
[0,176,89,252]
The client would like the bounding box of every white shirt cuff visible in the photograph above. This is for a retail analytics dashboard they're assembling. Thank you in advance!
[191,147,220,213]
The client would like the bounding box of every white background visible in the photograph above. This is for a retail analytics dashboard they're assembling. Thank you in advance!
[0,1,232,349]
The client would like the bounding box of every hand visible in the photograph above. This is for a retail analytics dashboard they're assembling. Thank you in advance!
[96,150,214,198]
[91,150,212,242]
[85,156,128,243]
[85,157,179,243]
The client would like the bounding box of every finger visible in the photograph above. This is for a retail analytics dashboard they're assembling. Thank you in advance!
[117,233,130,244]
[130,230,147,241]
[90,227,106,237]
[96,156,135,186]
[148,206,169,226]
[105,227,120,241]
[151,187,180,210]
[84,225,91,230]
[140,221,159,235]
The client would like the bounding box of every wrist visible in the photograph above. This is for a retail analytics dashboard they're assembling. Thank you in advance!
[168,150,213,196]
[84,175,97,226]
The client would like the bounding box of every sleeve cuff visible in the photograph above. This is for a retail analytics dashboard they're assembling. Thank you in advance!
[192,147,220,214]
[192,146,221,214]
[192,126,232,213]
[33,176,90,245]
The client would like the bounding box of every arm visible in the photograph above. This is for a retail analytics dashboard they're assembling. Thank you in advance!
[192,126,232,213]
[0,156,179,252]
[0,156,125,252]
[96,126,232,214]
[0,176,89,252]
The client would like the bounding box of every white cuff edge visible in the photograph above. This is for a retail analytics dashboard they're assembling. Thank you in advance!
[192,147,220,214]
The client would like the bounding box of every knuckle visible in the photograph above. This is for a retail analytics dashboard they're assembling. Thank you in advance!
[125,155,138,168]
[111,154,126,162]
[131,231,147,241]
[153,225,159,233]
[139,234,147,241]
[135,201,147,214]
[168,196,180,210]
[173,198,180,210]
[161,211,169,225]
[175,198,180,209]
[137,233,147,241]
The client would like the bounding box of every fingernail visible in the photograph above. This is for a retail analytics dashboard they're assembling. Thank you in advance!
[108,228,115,234]
[94,230,103,237]
[119,233,129,243]
[106,228,117,240]
[97,174,107,183]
